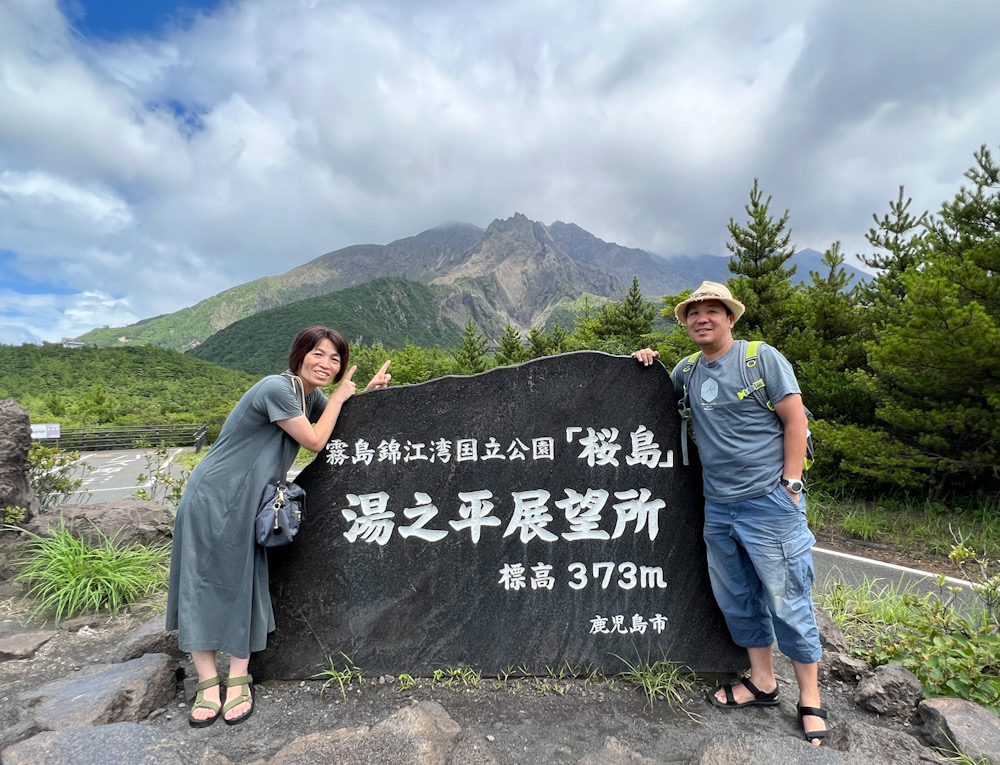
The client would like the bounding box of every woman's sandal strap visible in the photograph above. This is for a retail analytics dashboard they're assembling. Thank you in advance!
[193,675,222,692]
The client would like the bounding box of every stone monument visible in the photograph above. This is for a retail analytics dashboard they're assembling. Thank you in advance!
[254,352,746,680]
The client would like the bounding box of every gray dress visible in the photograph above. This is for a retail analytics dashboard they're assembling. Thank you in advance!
[166,373,327,657]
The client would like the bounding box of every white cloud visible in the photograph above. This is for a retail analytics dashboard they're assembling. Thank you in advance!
[1,0,999,342]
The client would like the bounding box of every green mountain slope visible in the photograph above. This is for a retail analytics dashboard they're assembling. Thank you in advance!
[0,344,258,428]
[186,277,467,375]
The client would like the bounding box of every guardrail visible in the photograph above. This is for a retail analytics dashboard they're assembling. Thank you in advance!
[37,424,209,453]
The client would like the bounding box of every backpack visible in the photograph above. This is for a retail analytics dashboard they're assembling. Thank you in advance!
[677,340,815,471]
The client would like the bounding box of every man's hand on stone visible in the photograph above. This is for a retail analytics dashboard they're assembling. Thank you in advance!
[632,348,659,366]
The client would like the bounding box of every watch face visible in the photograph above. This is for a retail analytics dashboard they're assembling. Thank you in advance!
[783,479,803,493]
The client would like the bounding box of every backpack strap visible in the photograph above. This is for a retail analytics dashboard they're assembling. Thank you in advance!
[677,351,701,466]
[736,341,815,473]
[737,340,773,410]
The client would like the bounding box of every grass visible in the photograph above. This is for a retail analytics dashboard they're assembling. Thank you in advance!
[807,491,1000,564]
[314,653,364,698]
[615,655,697,714]
[9,522,170,625]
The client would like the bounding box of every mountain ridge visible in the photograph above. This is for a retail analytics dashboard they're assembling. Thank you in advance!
[74,215,868,352]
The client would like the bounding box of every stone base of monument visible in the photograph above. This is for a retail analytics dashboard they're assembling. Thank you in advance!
[253,352,747,680]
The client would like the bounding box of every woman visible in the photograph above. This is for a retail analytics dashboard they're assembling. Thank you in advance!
[166,326,391,727]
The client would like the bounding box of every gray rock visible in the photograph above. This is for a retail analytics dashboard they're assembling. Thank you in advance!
[0,400,39,526]
[0,632,57,662]
[23,499,173,549]
[0,722,185,765]
[815,606,848,653]
[687,731,848,764]
[109,613,183,663]
[827,653,871,684]
[919,697,1000,764]
[825,720,946,764]
[854,664,924,717]
[577,736,661,764]
[9,653,177,744]
[266,700,462,765]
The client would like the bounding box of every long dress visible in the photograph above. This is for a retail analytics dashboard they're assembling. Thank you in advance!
[165,373,326,658]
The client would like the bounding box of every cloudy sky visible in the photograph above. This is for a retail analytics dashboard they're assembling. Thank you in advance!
[1,0,998,344]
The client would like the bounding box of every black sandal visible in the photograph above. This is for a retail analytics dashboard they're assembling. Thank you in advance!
[709,677,780,708]
[798,704,829,742]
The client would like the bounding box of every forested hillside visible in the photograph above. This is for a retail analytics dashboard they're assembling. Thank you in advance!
[0,344,257,432]
[186,278,468,376]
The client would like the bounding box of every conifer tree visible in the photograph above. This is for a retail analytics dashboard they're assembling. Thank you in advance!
[494,324,528,366]
[452,319,491,375]
[856,186,928,317]
[726,179,797,340]
[856,146,1000,497]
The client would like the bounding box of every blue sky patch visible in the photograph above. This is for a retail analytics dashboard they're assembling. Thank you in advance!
[63,0,224,40]
[0,251,76,296]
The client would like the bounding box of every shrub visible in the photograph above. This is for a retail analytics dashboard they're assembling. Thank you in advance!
[11,522,170,625]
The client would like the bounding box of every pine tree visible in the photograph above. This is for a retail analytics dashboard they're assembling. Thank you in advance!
[494,324,528,366]
[726,179,797,340]
[526,326,552,359]
[857,146,1000,498]
[452,319,491,375]
[856,186,928,315]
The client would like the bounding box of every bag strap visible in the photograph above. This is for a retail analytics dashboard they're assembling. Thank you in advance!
[281,373,307,414]
[677,351,701,466]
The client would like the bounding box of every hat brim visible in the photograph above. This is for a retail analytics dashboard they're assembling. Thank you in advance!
[674,295,745,323]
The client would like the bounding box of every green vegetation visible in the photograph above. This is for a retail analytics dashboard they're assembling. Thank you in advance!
[10,522,171,625]
[615,655,697,713]
[816,571,1000,714]
[132,442,190,510]
[75,273,310,351]
[187,277,466,375]
[0,344,257,436]
[27,443,92,511]
[314,653,365,698]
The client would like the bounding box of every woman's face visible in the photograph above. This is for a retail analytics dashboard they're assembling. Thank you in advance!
[297,338,342,390]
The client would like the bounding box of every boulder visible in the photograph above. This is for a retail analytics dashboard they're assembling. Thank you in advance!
[7,653,178,747]
[688,731,847,764]
[825,720,946,764]
[0,722,186,765]
[267,701,464,765]
[0,631,57,662]
[0,400,39,525]
[919,697,1000,764]
[109,613,183,663]
[854,664,924,718]
[23,499,173,549]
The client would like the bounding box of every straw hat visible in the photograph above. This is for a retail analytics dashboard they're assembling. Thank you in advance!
[673,280,746,323]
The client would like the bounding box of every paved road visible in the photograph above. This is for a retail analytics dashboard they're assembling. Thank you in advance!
[63,449,977,610]
[68,447,190,505]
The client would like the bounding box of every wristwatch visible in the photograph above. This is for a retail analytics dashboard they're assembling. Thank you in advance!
[780,477,804,494]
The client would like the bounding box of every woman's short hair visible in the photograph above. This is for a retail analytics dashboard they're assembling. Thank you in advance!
[287,326,350,382]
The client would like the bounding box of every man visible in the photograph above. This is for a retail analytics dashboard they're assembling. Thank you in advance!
[633,280,827,746]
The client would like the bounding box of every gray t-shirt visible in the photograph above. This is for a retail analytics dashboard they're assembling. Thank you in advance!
[670,340,800,503]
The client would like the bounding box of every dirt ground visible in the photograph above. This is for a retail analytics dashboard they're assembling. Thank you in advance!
[0,568,935,765]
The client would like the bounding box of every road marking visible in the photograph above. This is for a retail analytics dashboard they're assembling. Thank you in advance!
[813,545,970,588]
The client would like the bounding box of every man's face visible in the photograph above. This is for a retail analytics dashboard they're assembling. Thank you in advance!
[685,299,735,347]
